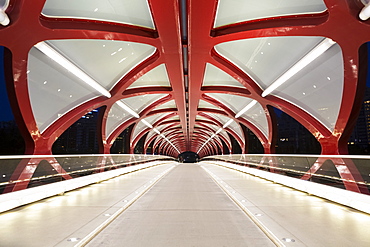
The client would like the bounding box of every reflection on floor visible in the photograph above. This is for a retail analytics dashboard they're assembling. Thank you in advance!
[0,162,369,247]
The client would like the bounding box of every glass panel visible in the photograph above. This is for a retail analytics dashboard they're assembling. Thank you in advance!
[42,0,155,29]
[128,64,171,89]
[241,102,269,138]
[0,155,172,195]
[153,100,177,110]
[122,94,167,113]
[206,93,254,114]
[215,36,324,90]
[214,0,327,28]
[28,47,100,133]
[198,100,221,110]
[274,44,343,132]
[106,102,131,138]
[203,154,370,207]
[203,63,245,88]
[47,40,156,91]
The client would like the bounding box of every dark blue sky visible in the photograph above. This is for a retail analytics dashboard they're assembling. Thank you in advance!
[1,45,370,122]
[0,46,14,121]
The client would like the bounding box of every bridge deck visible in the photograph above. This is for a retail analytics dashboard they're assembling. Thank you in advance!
[0,162,370,246]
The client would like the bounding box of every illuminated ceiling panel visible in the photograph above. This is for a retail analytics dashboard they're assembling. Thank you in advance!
[122,94,167,114]
[198,100,221,110]
[166,116,180,121]
[133,115,159,140]
[42,0,155,29]
[274,43,343,132]
[153,100,177,111]
[128,64,171,89]
[214,0,327,27]
[215,37,325,91]
[2,0,367,158]
[196,116,210,121]
[46,40,156,91]
[202,63,245,88]
[240,102,269,138]
[106,102,131,138]
[206,93,253,114]
[27,47,101,133]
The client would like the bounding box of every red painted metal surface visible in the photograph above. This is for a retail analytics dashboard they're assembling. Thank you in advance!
[1,0,369,193]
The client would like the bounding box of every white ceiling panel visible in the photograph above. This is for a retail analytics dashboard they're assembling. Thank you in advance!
[42,0,155,29]
[198,100,222,110]
[106,102,132,138]
[122,94,167,114]
[274,44,343,132]
[215,36,325,91]
[241,102,269,138]
[214,0,327,28]
[153,100,177,111]
[203,63,245,88]
[128,64,171,89]
[28,47,101,133]
[206,93,254,114]
[47,39,156,91]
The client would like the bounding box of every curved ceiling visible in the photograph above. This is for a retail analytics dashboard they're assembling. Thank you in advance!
[0,0,369,157]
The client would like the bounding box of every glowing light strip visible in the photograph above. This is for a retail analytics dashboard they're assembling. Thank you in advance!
[138,123,177,152]
[232,38,336,120]
[117,101,140,118]
[262,38,336,97]
[198,131,218,153]
[235,100,257,118]
[0,160,171,214]
[160,134,180,153]
[0,8,9,26]
[360,1,370,20]
[198,119,234,153]
[142,119,153,128]
[34,42,111,98]
[207,160,370,215]
[222,119,233,128]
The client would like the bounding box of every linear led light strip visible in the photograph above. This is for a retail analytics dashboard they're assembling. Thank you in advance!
[360,0,370,20]
[141,119,180,153]
[116,101,140,118]
[160,134,180,153]
[199,39,335,153]
[0,0,10,26]
[235,38,336,119]
[34,42,112,98]
[35,42,143,120]
[198,119,234,153]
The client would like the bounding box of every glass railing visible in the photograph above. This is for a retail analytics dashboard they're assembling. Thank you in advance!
[203,154,370,194]
[0,154,174,195]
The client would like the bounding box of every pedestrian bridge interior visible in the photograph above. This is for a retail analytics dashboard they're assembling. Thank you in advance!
[1,0,370,246]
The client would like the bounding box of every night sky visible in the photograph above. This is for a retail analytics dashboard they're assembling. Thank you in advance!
[0,46,14,121]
